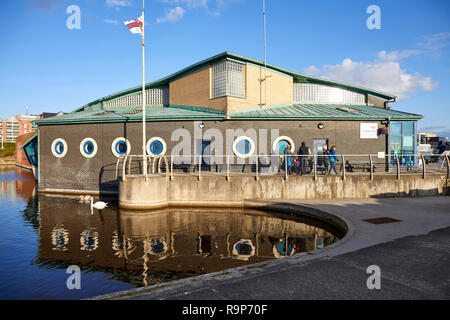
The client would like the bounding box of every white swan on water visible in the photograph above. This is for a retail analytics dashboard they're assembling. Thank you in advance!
[89,196,108,210]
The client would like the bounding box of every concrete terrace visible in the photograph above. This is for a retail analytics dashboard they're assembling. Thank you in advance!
[91,196,450,300]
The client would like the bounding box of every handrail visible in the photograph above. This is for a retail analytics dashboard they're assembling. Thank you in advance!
[115,155,125,179]
[114,153,447,181]
[122,154,128,181]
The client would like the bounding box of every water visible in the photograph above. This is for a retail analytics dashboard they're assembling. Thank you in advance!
[0,166,342,299]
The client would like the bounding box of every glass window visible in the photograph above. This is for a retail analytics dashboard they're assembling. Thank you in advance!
[390,121,417,167]
[390,122,402,136]
[212,60,245,99]
[402,122,414,136]
[146,137,167,156]
[293,83,365,104]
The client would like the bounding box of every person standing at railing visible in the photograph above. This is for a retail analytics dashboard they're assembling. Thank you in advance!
[284,144,293,175]
[328,145,339,175]
[298,142,309,175]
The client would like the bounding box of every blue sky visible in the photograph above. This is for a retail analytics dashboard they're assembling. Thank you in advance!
[0,0,449,136]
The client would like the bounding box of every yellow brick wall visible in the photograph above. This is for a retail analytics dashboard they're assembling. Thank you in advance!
[169,61,293,114]
[169,65,227,113]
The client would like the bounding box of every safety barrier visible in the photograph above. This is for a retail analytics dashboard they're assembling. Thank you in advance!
[116,153,450,182]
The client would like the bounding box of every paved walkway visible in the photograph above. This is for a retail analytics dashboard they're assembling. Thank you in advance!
[92,196,450,300]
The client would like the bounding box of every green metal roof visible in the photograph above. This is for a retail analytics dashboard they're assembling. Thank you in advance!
[231,104,423,121]
[35,103,422,125]
[71,51,397,113]
[35,105,225,125]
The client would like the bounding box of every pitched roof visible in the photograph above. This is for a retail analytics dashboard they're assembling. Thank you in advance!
[231,104,423,121]
[72,51,397,113]
[35,103,422,125]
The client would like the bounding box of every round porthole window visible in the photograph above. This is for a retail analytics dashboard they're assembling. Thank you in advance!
[80,138,98,158]
[232,136,255,159]
[232,239,255,261]
[111,137,131,158]
[146,137,167,156]
[272,136,295,154]
[51,138,68,158]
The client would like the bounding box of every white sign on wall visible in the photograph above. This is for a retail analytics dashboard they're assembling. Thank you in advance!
[360,123,378,139]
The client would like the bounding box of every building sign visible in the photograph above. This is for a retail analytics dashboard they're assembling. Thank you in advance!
[360,123,378,139]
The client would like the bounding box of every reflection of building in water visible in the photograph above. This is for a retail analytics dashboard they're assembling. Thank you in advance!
[51,226,69,251]
[37,196,341,287]
[0,167,36,203]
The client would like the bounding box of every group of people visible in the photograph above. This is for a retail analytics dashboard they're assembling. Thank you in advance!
[283,142,339,176]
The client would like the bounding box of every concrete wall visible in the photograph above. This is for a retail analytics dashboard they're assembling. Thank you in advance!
[119,175,448,209]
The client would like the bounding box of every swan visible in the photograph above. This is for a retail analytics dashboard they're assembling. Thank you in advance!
[89,196,108,209]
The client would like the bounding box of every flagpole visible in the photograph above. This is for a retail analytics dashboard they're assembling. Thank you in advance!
[142,0,147,178]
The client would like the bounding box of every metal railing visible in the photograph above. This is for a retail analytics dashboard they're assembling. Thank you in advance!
[115,153,450,182]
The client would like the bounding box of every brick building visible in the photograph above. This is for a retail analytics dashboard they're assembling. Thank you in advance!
[29,52,423,194]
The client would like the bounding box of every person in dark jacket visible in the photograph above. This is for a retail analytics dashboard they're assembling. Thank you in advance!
[298,142,309,175]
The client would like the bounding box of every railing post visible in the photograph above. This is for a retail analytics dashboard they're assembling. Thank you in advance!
[255,155,259,181]
[421,155,426,179]
[164,156,169,180]
[170,154,174,181]
[226,155,230,181]
[341,155,345,180]
[284,155,288,181]
[369,155,373,181]
[115,156,122,179]
[313,154,317,180]
[128,155,132,175]
[122,154,128,182]
[396,155,400,180]
[447,155,450,179]
[198,155,202,181]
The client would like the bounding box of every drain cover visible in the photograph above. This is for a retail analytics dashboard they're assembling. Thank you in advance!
[363,217,402,224]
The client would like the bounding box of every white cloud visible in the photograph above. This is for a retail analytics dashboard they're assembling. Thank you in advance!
[377,49,422,61]
[156,6,186,23]
[106,0,131,9]
[159,0,208,8]
[302,65,320,76]
[309,50,438,100]
[417,32,450,57]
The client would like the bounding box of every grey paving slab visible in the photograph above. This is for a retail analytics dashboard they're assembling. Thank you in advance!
[91,196,450,300]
